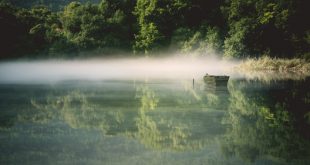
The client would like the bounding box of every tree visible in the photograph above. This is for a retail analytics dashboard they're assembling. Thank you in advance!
[60,0,135,53]
[0,2,60,58]
[222,0,310,58]
[133,0,190,54]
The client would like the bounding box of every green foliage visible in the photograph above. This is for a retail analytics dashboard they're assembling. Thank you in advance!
[3,0,101,11]
[133,0,161,53]
[223,0,310,58]
[0,3,61,58]
[180,31,203,54]
[223,18,251,58]
[133,0,191,54]
[59,1,134,53]
[0,0,309,58]
[205,27,223,54]
[171,25,223,56]
[134,22,162,54]
[0,0,136,58]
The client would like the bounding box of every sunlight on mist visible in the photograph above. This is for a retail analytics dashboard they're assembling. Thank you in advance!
[0,56,238,83]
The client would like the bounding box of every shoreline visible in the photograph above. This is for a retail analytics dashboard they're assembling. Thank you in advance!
[236,56,310,73]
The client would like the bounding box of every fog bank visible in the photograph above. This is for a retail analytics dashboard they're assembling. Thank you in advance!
[0,57,237,83]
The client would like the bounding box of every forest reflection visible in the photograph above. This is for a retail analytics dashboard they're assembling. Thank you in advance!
[221,78,310,163]
[2,77,309,164]
[22,81,224,151]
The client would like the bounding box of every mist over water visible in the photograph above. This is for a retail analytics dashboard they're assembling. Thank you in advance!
[0,57,237,83]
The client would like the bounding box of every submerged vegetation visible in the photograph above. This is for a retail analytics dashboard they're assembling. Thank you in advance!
[0,0,309,59]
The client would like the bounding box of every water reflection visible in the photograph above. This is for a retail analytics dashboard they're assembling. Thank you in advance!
[19,82,222,151]
[0,76,309,164]
[132,84,210,151]
[203,76,230,109]
[221,79,310,163]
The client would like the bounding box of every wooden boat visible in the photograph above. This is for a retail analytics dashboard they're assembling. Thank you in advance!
[203,74,229,86]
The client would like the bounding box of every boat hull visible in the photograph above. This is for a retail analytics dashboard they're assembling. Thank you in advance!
[203,75,230,87]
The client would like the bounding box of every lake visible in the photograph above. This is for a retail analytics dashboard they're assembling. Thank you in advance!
[0,60,309,165]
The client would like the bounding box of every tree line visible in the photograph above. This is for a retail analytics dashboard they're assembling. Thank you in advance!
[0,0,309,59]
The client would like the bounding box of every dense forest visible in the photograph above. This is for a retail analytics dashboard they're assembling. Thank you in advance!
[0,0,309,59]
[1,0,101,10]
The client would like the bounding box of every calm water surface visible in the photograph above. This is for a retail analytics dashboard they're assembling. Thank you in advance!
[0,70,309,164]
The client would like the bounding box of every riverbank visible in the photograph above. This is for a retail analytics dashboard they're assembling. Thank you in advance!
[237,56,310,73]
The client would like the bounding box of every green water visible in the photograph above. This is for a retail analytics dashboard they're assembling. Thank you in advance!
[0,77,309,165]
